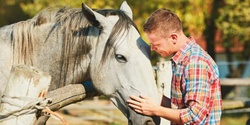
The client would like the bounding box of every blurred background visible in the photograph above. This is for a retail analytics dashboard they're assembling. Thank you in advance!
[1,0,250,125]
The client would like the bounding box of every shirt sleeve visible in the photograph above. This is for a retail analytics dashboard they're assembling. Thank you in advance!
[180,60,212,124]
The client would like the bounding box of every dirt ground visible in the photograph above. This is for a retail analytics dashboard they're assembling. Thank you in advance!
[47,97,127,125]
[46,97,250,125]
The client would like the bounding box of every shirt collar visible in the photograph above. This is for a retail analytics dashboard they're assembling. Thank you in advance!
[171,37,196,64]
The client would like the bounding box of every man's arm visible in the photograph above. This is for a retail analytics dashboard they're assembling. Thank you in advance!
[179,60,212,124]
[127,95,183,124]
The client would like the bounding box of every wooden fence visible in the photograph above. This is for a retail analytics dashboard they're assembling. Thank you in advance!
[1,63,250,125]
[0,65,51,125]
[0,65,94,125]
[220,78,250,112]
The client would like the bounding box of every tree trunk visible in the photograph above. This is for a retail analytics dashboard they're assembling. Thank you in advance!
[204,0,221,60]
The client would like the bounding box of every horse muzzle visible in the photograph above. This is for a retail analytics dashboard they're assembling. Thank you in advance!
[110,85,160,125]
[127,108,160,125]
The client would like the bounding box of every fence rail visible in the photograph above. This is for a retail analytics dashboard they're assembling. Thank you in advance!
[220,78,250,86]
[220,78,250,111]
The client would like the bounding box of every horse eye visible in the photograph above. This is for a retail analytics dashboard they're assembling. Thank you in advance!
[115,54,127,63]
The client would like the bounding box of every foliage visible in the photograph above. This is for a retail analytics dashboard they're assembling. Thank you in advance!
[1,0,250,63]
[19,0,120,17]
[0,0,30,26]
[17,0,210,39]
[216,0,250,60]
[11,0,211,64]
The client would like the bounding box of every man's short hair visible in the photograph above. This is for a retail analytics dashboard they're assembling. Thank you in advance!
[143,8,182,36]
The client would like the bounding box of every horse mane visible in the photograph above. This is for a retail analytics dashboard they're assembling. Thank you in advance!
[10,6,138,83]
[11,7,93,65]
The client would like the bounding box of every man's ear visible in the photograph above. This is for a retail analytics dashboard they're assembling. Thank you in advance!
[170,33,178,44]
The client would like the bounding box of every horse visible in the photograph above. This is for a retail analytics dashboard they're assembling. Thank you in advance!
[0,1,160,125]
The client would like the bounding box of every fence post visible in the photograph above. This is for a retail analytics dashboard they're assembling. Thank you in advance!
[156,61,172,125]
[0,65,51,125]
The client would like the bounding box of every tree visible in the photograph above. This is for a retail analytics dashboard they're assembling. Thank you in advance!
[215,0,250,98]
[216,0,250,64]
[0,0,30,26]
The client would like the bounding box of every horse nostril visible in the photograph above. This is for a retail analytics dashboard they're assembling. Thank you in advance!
[144,120,155,125]
[128,119,133,125]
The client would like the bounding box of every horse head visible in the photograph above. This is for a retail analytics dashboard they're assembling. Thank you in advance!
[0,1,160,124]
[82,2,160,125]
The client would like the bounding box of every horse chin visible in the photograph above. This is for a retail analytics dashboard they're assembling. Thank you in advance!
[127,108,160,125]
[110,85,160,125]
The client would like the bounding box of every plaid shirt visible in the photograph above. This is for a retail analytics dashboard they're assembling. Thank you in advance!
[170,37,222,125]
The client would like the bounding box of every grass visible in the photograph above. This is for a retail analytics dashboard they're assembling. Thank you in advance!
[221,113,250,125]
[47,99,250,125]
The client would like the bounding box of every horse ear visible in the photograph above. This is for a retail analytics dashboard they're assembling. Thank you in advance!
[120,1,133,20]
[82,3,103,29]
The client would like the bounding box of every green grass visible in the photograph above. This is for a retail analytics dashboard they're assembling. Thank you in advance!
[221,113,250,125]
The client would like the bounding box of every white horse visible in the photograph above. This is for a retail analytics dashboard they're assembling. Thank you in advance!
[0,1,160,125]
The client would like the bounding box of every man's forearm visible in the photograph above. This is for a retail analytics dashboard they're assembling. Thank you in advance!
[155,106,183,124]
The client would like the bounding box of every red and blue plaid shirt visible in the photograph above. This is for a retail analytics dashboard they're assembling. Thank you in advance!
[170,37,222,125]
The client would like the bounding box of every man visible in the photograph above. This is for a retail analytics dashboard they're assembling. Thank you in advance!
[127,8,222,125]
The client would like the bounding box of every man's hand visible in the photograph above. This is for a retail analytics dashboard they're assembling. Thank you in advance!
[127,95,159,116]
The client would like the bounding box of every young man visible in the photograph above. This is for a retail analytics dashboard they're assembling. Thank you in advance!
[127,8,222,125]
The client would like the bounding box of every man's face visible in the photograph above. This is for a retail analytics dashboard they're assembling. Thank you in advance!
[146,32,174,57]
